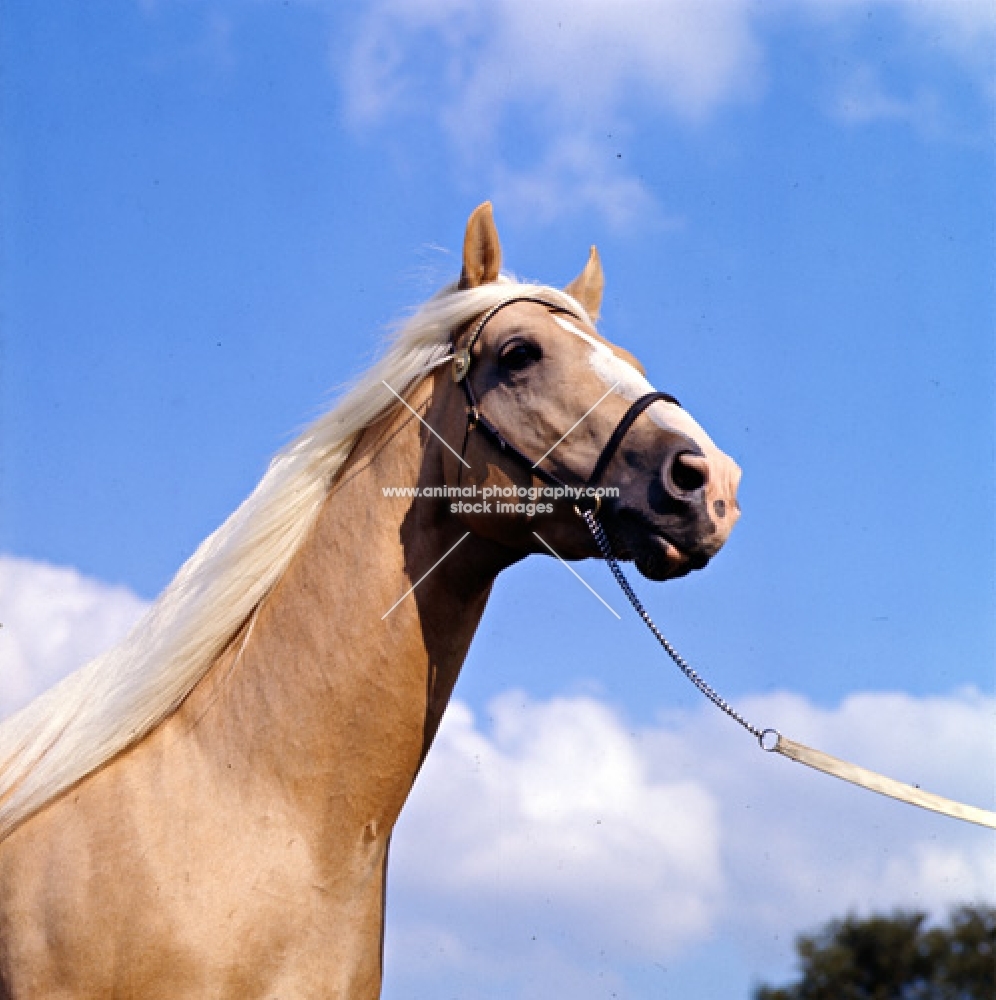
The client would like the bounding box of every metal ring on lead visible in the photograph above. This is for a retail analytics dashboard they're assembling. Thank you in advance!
[759,729,780,752]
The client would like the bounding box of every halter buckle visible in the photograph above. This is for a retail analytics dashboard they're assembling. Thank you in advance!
[452,348,472,382]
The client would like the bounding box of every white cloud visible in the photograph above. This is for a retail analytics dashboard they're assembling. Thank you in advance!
[386,686,995,995]
[783,0,994,136]
[0,555,147,717]
[834,65,944,130]
[392,694,724,958]
[896,0,996,72]
[345,0,762,133]
[689,688,996,959]
[490,137,674,232]
[343,0,762,227]
[342,0,994,227]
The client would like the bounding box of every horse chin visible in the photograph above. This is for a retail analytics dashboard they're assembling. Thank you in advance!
[633,534,701,582]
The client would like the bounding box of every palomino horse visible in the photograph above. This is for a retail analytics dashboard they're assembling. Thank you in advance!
[0,204,740,998]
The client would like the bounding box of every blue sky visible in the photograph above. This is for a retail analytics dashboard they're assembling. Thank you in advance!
[1,3,994,998]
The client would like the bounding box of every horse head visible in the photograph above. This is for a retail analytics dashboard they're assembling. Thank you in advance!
[434,202,741,582]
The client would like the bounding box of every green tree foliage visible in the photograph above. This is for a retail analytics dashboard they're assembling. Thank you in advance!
[754,905,995,1000]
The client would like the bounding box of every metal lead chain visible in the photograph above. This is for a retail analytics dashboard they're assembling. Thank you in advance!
[579,512,996,829]
[582,509,764,742]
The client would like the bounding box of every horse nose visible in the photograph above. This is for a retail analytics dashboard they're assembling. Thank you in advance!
[662,449,710,501]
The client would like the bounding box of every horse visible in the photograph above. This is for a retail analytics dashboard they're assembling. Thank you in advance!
[0,203,741,998]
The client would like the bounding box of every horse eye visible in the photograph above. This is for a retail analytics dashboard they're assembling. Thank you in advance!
[499,341,541,370]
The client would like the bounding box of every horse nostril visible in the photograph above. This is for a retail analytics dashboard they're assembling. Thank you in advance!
[668,451,709,496]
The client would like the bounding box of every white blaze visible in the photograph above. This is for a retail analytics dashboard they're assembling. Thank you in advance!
[554,316,719,454]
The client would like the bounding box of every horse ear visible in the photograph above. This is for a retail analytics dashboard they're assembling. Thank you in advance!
[565,246,604,322]
[459,202,502,289]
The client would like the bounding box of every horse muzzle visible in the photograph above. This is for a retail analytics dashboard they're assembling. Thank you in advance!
[608,440,741,581]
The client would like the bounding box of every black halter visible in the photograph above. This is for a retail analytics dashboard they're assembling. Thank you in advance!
[452,296,680,512]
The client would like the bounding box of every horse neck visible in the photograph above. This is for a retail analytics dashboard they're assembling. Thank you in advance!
[176,377,515,838]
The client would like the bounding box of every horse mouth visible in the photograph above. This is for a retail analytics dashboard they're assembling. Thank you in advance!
[603,509,712,582]
[631,533,700,581]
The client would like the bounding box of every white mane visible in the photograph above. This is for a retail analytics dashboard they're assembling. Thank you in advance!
[0,278,588,841]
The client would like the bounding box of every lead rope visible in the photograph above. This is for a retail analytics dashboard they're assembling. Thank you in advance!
[581,508,996,831]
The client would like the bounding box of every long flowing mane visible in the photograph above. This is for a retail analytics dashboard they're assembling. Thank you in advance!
[0,278,588,842]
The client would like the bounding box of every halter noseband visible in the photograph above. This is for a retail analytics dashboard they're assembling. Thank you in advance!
[451,295,680,512]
